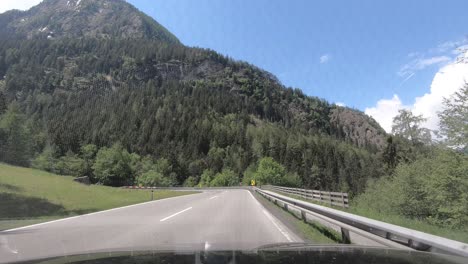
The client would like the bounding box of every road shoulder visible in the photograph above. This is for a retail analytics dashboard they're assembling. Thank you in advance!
[251,190,336,244]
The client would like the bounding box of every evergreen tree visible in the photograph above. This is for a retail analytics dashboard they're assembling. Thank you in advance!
[0,102,31,166]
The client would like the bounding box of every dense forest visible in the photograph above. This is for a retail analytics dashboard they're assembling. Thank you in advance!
[0,0,387,197]
[0,37,385,195]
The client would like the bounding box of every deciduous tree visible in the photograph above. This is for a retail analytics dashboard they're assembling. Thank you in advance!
[392,109,431,145]
[438,84,467,149]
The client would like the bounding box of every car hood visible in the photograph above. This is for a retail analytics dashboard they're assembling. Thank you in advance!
[10,244,467,264]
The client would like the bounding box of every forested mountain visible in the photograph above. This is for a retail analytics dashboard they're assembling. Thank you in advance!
[0,0,179,43]
[0,0,388,195]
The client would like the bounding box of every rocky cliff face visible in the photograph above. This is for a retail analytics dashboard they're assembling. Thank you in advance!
[330,108,386,148]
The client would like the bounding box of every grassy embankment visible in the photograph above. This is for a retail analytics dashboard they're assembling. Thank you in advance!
[0,163,197,230]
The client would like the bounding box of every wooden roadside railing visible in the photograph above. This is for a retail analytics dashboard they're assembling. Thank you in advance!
[262,185,349,208]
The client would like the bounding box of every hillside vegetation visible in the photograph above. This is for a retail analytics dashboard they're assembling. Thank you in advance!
[0,0,387,196]
[267,93,468,242]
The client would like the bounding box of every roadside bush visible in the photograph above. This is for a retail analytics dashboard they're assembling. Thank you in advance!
[32,146,55,172]
[254,157,286,186]
[354,149,468,228]
[55,151,86,176]
[137,170,174,187]
[92,143,134,186]
[80,144,98,178]
[199,169,215,187]
[183,176,198,187]
[210,169,239,187]
[283,172,303,187]
[394,150,468,227]
[242,164,257,186]
[33,148,86,177]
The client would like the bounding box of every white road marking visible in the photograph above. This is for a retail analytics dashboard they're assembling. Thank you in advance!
[209,196,218,200]
[248,190,262,206]
[204,241,211,250]
[2,193,200,232]
[159,207,193,222]
[0,236,18,254]
[248,190,293,242]
[262,209,293,242]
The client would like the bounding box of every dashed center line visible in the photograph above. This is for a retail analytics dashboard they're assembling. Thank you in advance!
[159,207,192,222]
[209,196,218,200]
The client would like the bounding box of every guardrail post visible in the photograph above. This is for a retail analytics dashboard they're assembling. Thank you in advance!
[341,193,345,208]
[151,190,154,201]
[301,210,307,222]
[408,239,431,251]
[341,228,351,244]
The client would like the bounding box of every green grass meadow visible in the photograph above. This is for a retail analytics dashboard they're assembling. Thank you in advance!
[0,163,196,230]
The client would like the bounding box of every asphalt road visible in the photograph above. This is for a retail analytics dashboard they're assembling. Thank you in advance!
[0,189,302,263]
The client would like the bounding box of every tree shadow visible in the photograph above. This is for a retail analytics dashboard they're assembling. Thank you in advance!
[0,193,98,220]
[0,183,23,192]
[0,193,67,219]
[68,209,97,215]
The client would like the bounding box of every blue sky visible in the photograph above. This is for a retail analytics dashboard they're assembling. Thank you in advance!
[128,0,468,111]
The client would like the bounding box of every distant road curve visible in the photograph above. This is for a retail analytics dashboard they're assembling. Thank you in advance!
[0,189,301,263]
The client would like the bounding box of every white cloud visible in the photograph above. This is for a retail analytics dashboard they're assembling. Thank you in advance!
[366,53,468,133]
[411,59,468,130]
[320,54,330,64]
[433,38,468,53]
[365,95,407,133]
[407,52,419,58]
[398,56,451,77]
[0,0,42,13]
[416,56,451,68]
[335,102,346,107]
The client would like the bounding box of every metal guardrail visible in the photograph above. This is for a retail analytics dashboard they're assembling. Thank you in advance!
[255,188,468,258]
[121,186,250,190]
[264,185,349,208]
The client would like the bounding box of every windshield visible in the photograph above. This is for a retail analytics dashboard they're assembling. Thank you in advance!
[0,0,467,263]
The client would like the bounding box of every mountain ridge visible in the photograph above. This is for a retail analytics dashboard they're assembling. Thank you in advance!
[0,0,387,193]
[0,0,386,149]
[0,0,180,43]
